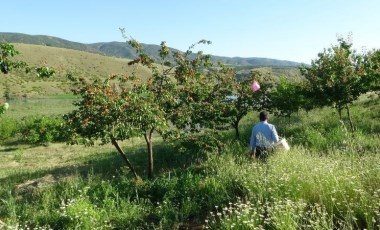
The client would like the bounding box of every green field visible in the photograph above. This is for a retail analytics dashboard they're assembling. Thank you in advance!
[0,92,379,229]
[2,95,76,119]
[0,43,153,98]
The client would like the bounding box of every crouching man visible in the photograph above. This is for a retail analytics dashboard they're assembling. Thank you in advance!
[250,111,279,161]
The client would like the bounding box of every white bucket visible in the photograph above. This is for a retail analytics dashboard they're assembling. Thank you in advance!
[275,138,290,151]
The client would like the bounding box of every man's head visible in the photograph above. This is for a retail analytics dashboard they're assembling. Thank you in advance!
[259,111,269,121]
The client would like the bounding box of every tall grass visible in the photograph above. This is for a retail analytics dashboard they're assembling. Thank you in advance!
[1,142,379,229]
[205,147,380,229]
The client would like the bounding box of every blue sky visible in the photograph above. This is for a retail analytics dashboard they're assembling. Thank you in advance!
[2,0,379,64]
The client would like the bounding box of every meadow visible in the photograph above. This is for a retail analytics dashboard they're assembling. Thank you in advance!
[0,44,152,99]
[0,92,379,229]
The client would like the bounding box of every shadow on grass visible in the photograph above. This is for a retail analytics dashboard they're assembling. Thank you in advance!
[0,141,201,187]
[0,147,20,153]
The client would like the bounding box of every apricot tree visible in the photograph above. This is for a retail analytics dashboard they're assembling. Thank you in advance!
[65,36,235,178]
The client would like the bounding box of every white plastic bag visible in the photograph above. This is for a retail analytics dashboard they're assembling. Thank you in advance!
[275,138,290,151]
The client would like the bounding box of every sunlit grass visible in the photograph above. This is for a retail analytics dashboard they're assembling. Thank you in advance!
[2,96,76,119]
[205,147,380,229]
[0,43,153,99]
[1,141,380,229]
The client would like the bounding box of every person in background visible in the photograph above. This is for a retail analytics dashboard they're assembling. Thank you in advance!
[250,111,279,161]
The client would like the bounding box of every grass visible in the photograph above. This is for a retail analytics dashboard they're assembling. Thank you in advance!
[205,149,380,229]
[2,96,76,119]
[2,141,379,229]
[0,43,153,98]
[0,43,303,100]
[0,94,379,229]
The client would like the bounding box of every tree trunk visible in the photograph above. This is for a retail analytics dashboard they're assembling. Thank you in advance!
[345,104,355,132]
[110,137,139,180]
[233,120,240,140]
[144,129,154,178]
[337,106,343,121]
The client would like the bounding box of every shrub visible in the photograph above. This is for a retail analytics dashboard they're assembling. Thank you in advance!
[0,117,18,142]
[19,116,66,145]
[176,131,226,155]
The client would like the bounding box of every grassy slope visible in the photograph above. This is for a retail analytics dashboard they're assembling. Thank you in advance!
[0,43,302,100]
[1,32,304,67]
[0,43,152,98]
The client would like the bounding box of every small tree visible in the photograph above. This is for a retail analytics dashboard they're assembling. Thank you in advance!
[250,71,275,113]
[270,77,313,118]
[64,75,143,179]
[65,34,235,178]
[128,37,237,172]
[300,37,366,131]
[226,70,274,139]
[64,72,175,179]
[361,49,380,95]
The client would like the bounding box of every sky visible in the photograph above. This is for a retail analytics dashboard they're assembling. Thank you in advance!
[1,0,380,64]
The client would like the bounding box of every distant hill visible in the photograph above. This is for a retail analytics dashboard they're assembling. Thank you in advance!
[0,32,98,53]
[0,32,303,68]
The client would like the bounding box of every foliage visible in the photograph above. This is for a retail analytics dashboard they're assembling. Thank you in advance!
[0,43,55,78]
[0,43,27,74]
[65,33,239,178]
[299,36,375,131]
[19,116,66,145]
[125,36,251,176]
[0,117,18,142]
[270,77,313,117]
[63,74,142,179]
[273,99,380,153]
[226,70,275,139]
[249,71,276,112]
[0,43,56,121]
[176,131,226,155]
[34,66,56,79]
[0,102,9,115]
[362,49,380,93]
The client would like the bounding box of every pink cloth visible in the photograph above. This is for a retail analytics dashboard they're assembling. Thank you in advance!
[251,80,260,92]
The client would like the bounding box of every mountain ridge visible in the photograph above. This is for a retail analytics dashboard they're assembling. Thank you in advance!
[0,32,303,67]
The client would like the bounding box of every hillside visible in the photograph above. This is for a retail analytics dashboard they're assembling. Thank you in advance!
[0,43,301,98]
[0,32,303,67]
[0,33,303,98]
[0,43,152,98]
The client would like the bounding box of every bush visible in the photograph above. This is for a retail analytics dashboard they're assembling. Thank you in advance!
[19,116,66,145]
[0,118,19,142]
[176,131,225,155]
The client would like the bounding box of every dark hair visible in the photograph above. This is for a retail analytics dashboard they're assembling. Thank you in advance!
[259,111,269,121]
